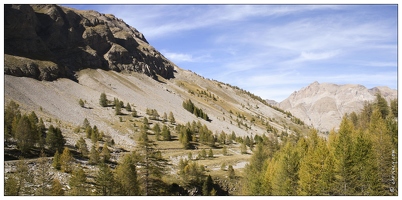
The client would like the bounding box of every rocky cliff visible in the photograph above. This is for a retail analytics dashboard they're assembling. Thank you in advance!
[4,4,175,81]
[279,81,397,132]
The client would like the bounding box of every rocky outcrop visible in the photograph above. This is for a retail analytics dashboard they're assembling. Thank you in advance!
[4,4,175,81]
[279,81,397,132]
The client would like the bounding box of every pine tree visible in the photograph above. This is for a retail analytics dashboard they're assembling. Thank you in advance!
[69,165,87,195]
[126,103,132,112]
[243,142,270,195]
[351,129,381,195]
[89,144,100,165]
[51,178,65,196]
[369,108,394,195]
[297,130,330,195]
[375,93,389,119]
[240,142,247,154]
[228,165,235,179]
[115,99,122,115]
[161,124,171,141]
[136,128,169,195]
[114,152,140,195]
[132,108,138,117]
[202,179,209,196]
[271,141,300,196]
[153,123,161,141]
[200,149,207,159]
[4,100,21,141]
[82,118,90,129]
[46,125,65,153]
[15,115,35,154]
[95,163,115,195]
[79,99,85,107]
[100,92,108,107]
[390,98,397,118]
[162,112,168,123]
[52,150,61,170]
[143,117,149,129]
[168,111,176,124]
[222,145,228,156]
[101,142,111,163]
[204,175,214,195]
[60,147,73,173]
[208,149,214,158]
[76,137,89,157]
[37,118,46,149]
[333,116,355,195]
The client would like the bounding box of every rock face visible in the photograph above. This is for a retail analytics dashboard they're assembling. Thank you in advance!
[4,4,175,81]
[279,81,397,132]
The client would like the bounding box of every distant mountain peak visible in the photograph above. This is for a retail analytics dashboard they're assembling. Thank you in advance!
[279,81,397,132]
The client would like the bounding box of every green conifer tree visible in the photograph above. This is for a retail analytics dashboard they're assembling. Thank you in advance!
[69,165,87,195]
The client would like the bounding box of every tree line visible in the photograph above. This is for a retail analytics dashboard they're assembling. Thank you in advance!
[242,94,398,196]
[4,100,66,156]
[182,99,210,121]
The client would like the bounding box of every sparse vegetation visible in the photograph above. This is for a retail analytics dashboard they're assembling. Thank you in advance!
[100,92,108,107]
[182,99,210,121]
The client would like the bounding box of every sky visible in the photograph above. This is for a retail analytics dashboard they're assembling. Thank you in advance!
[62,4,398,102]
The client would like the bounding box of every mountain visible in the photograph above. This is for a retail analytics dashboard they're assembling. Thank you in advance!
[4,5,311,192]
[279,81,397,132]
[5,4,174,81]
[4,4,307,147]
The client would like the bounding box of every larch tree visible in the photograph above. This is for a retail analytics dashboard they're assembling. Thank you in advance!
[52,150,61,170]
[69,165,87,195]
[153,123,161,141]
[228,165,235,179]
[89,144,100,165]
[333,116,355,195]
[168,111,176,124]
[161,124,171,141]
[351,129,381,195]
[242,143,270,195]
[162,112,168,123]
[4,100,21,142]
[51,178,65,196]
[271,141,300,196]
[75,137,89,157]
[136,125,169,195]
[126,103,132,112]
[95,163,115,195]
[46,125,65,153]
[99,92,108,107]
[114,152,140,195]
[369,108,394,195]
[15,115,35,155]
[297,131,330,195]
[101,142,111,163]
[60,147,73,173]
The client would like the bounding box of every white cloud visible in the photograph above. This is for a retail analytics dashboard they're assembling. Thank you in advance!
[299,50,341,61]
[162,51,194,62]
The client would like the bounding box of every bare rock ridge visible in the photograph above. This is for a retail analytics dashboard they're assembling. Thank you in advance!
[4,4,175,81]
[279,81,397,132]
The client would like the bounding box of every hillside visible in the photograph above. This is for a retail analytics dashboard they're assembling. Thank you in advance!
[4,4,310,196]
[279,81,397,132]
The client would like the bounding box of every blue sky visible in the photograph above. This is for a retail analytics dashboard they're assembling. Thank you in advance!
[63,4,397,102]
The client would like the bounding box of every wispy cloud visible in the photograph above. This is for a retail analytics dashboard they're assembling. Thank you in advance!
[65,4,397,102]
[294,50,341,62]
[161,51,194,62]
